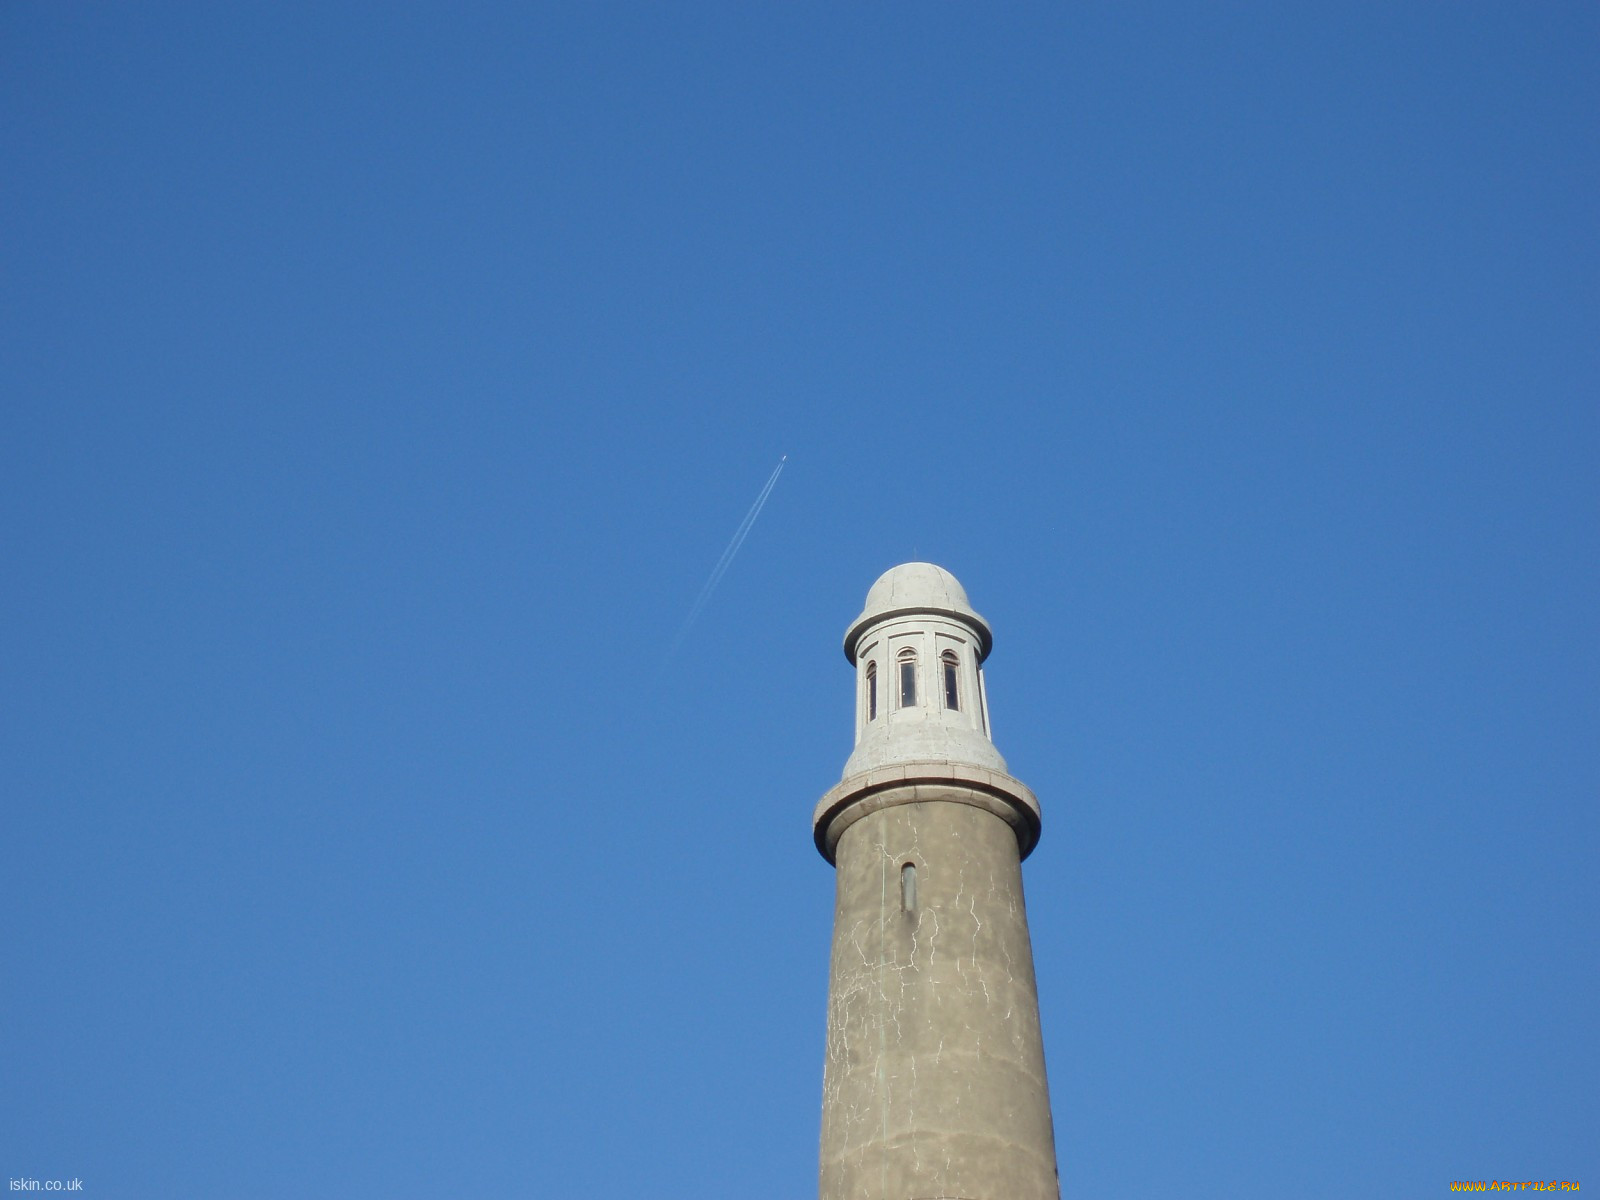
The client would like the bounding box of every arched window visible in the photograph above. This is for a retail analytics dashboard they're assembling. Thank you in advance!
[900,862,918,912]
[896,648,918,708]
[941,650,960,711]
[865,661,878,721]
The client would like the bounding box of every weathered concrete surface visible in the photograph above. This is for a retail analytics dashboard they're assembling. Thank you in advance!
[819,794,1059,1200]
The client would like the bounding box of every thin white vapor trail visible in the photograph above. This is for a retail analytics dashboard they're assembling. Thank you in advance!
[668,456,786,656]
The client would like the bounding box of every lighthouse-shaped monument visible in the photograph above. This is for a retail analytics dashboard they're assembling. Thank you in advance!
[813,563,1059,1199]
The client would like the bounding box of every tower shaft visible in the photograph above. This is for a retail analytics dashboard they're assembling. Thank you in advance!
[819,791,1058,1199]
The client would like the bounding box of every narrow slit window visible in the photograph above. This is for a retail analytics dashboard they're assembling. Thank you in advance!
[865,661,878,721]
[897,649,918,707]
[941,650,960,711]
[900,862,917,912]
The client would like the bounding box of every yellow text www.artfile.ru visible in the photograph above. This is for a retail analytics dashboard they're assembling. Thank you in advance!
[1449,1182,1579,1192]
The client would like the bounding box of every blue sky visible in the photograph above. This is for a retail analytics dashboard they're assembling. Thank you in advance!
[3,4,1595,1197]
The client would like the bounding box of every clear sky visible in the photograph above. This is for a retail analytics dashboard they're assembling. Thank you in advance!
[3,4,1595,1198]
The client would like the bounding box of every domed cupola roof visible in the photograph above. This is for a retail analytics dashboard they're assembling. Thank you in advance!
[844,562,993,663]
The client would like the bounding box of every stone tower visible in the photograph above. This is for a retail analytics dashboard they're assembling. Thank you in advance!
[814,563,1059,1200]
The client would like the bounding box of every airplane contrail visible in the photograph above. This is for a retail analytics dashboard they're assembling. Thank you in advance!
[668,455,787,656]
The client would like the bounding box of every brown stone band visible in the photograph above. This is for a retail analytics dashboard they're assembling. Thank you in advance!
[813,760,1042,865]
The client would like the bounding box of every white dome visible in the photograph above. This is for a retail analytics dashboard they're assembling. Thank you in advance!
[844,562,992,663]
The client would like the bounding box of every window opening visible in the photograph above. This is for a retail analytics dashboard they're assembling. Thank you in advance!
[900,862,917,912]
[865,661,878,721]
[897,648,918,707]
[941,650,960,711]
